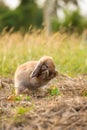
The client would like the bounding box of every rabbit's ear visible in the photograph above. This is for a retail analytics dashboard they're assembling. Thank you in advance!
[30,61,43,77]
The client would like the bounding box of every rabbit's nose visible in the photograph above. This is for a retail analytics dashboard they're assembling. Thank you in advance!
[51,70,58,78]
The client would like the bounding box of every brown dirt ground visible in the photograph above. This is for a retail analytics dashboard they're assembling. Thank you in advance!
[0,74,87,130]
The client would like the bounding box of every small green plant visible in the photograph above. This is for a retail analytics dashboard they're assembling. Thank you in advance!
[15,95,23,101]
[82,91,87,97]
[49,86,59,96]
[16,105,34,115]
[14,95,30,101]
[17,107,27,114]
[25,96,31,101]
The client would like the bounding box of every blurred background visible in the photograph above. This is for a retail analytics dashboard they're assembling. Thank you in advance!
[0,0,87,34]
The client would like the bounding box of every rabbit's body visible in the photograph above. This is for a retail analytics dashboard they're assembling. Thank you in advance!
[14,56,58,95]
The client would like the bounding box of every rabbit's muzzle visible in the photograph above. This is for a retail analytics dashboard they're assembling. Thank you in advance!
[48,70,58,80]
[38,68,58,81]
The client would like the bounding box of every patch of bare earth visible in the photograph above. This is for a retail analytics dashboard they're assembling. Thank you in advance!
[0,74,87,130]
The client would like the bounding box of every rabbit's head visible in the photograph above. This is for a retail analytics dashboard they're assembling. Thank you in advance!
[30,56,58,81]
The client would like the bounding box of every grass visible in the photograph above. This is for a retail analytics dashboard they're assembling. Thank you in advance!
[0,30,87,77]
[16,105,34,115]
[48,86,59,96]
[82,91,87,97]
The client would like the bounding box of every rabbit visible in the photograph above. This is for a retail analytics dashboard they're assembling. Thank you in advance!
[14,56,58,95]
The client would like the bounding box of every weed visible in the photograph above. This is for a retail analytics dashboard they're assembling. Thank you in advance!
[48,86,60,96]
[82,91,87,97]
[25,96,31,101]
[15,96,22,101]
[16,105,34,115]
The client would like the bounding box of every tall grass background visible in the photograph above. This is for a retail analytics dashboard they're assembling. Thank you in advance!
[0,30,87,77]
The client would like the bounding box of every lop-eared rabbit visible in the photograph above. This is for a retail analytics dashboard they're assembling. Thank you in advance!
[14,56,58,95]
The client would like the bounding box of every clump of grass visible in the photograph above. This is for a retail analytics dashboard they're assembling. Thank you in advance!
[16,105,34,115]
[25,95,31,101]
[15,95,23,101]
[14,95,31,101]
[48,86,60,96]
[0,31,87,77]
[16,107,31,115]
[82,91,87,97]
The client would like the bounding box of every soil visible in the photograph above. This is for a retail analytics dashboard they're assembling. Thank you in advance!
[0,74,87,130]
